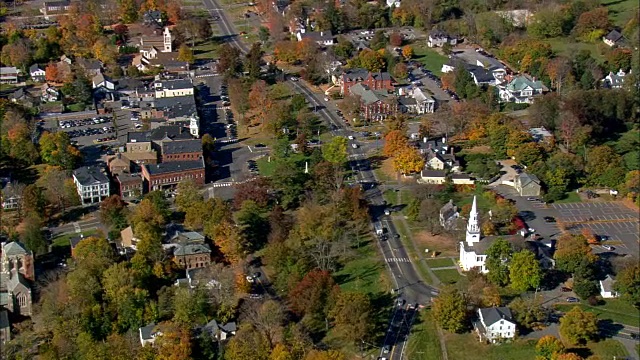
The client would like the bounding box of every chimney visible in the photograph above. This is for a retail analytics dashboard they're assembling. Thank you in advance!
[423,137,427,143]
[442,136,446,144]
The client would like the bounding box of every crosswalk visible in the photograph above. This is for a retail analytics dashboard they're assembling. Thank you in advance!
[386,257,410,263]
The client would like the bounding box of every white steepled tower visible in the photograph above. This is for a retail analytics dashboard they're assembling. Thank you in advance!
[163,27,172,53]
[465,196,481,245]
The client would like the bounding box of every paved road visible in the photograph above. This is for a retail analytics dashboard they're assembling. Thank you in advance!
[202,0,249,54]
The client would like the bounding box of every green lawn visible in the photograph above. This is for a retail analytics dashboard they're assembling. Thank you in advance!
[544,38,605,64]
[406,310,443,360]
[193,39,219,60]
[555,299,640,327]
[426,258,455,268]
[600,0,638,27]
[587,339,629,359]
[52,229,99,249]
[412,45,448,75]
[554,191,582,204]
[334,237,390,294]
[432,268,463,285]
[445,333,537,360]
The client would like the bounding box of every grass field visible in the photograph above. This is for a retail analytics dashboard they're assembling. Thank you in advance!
[52,229,99,249]
[425,257,455,268]
[555,299,640,327]
[412,45,448,75]
[445,333,537,360]
[433,268,463,285]
[587,339,629,358]
[544,38,606,64]
[600,0,638,27]
[554,191,583,203]
[335,237,390,294]
[406,310,443,360]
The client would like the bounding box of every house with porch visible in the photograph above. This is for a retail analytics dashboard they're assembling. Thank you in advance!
[498,75,545,103]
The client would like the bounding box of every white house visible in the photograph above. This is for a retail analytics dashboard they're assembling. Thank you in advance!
[385,0,401,7]
[407,87,436,114]
[418,170,446,184]
[427,30,457,48]
[29,64,45,82]
[203,320,237,341]
[72,166,110,205]
[154,78,194,98]
[603,29,623,47]
[602,69,627,89]
[139,323,161,346]
[476,307,517,343]
[296,31,335,46]
[92,73,115,91]
[0,67,19,84]
[498,75,545,103]
[599,275,618,299]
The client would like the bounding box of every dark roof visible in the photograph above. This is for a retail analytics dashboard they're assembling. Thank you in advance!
[9,88,25,100]
[29,64,43,73]
[479,307,514,326]
[429,29,451,38]
[174,243,211,256]
[144,159,204,175]
[468,65,495,83]
[399,97,417,106]
[127,131,152,143]
[76,57,102,71]
[421,170,446,178]
[204,319,237,334]
[0,309,8,329]
[162,139,202,155]
[605,29,623,43]
[140,323,157,340]
[116,173,142,185]
[150,125,193,141]
[73,166,109,185]
[158,78,193,90]
[342,68,392,83]
[300,31,334,42]
[69,235,84,249]
[116,78,146,92]
[451,173,471,179]
[518,172,540,187]
[154,95,197,119]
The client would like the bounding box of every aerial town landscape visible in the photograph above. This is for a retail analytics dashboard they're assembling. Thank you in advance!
[0,0,638,358]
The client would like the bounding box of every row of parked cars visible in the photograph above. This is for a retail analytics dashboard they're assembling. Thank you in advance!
[59,117,110,128]
[66,126,115,139]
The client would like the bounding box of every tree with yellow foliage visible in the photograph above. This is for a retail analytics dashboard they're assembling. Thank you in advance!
[393,146,424,174]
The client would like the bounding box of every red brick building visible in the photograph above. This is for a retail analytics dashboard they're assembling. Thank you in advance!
[161,139,202,162]
[115,173,143,199]
[340,68,394,96]
[349,83,398,121]
[141,159,205,192]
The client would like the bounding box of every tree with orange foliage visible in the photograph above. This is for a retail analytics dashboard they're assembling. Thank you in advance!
[383,130,409,157]
[248,80,270,125]
[296,38,318,62]
[393,145,424,174]
[401,45,413,59]
[389,31,403,47]
[155,321,192,360]
[273,41,298,63]
[45,63,58,83]
[440,72,455,91]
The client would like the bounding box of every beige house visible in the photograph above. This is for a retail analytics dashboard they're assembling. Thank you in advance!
[418,170,447,184]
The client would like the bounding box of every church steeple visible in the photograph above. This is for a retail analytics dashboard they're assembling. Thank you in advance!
[465,196,481,245]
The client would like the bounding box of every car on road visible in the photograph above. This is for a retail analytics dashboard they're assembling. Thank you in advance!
[598,235,610,241]
[324,97,329,101]
[254,143,266,148]
[566,297,579,303]
[526,197,538,201]
[290,76,298,81]
[384,209,390,216]
[602,245,614,251]
[394,234,400,239]
[246,276,255,283]
[348,135,354,140]
[249,293,263,299]
[351,143,358,149]
[396,298,404,307]
[543,216,556,223]
[382,345,390,354]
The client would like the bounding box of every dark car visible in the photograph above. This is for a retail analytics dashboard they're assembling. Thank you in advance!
[561,287,572,292]
[566,297,579,303]
[254,143,266,148]
[543,216,556,223]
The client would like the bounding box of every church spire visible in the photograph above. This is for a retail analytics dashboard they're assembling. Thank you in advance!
[465,196,481,245]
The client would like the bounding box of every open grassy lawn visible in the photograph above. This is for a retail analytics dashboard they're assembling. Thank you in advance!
[554,191,582,204]
[426,257,454,268]
[412,45,448,75]
[600,0,638,27]
[587,339,629,359]
[445,333,537,360]
[432,268,463,285]
[555,299,640,327]
[406,310,443,360]
[52,229,99,249]
[256,153,308,177]
[334,237,390,294]
[544,38,606,64]
[193,39,219,60]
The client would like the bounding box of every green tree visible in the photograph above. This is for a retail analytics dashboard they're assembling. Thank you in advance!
[21,184,46,217]
[509,250,542,292]
[559,306,598,345]
[329,292,373,344]
[73,236,115,274]
[100,195,129,232]
[536,335,565,360]
[234,199,269,252]
[39,131,82,169]
[432,286,467,333]
[554,234,596,274]
[173,286,210,326]
[21,214,48,255]
[509,296,546,329]
[245,42,263,79]
[485,238,512,286]
[322,136,348,165]
[177,44,195,64]
[585,145,625,187]
[613,265,640,307]
[175,179,203,213]
[573,279,599,300]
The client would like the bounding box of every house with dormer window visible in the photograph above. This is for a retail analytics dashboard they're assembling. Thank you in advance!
[498,75,545,103]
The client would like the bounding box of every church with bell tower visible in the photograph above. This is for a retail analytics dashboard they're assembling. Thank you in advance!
[459,196,490,273]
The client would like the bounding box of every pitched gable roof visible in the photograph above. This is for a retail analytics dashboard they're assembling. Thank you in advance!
[479,306,514,326]
[2,241,30,256]
[604,29,623,43]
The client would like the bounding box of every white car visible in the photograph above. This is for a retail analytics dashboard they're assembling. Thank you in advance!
[246,275,255,283]
[351,143,358,149]
[602,245,614,251]
[131,117,139,122]
[290,76,298,81]
[348,135,354,140]
[324,97,329,101]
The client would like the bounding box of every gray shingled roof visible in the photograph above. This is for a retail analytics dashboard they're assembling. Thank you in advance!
[2,242,30,256]
[0,309,8,330]
[518,172,540,187]
[421,170,446,178]
[158,78,192,90]
[174,243,211,256]
[139,323,157,340]
[479,307,514,326]
[150,125,193,141]
[144,159,204,175]
[73,166,109,185]
[162,139,202,155]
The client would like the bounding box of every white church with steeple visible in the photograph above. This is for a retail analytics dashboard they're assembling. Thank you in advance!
[459,196,489,273]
